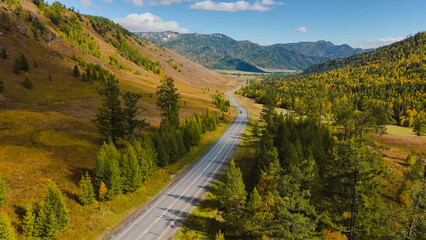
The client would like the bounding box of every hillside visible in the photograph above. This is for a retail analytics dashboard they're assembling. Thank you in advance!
[273,40,370,59]
[0,1,241,239]
[240,32,426,129]
[139,32,369,72]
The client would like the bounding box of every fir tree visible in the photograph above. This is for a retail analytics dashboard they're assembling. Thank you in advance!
[0,213,15,240]
[79,172,95,205]
[13,59,21,74]
[93,142,122,200]
[35,181,69,239]
[120,144,142,192]
[1,49,7,59]
[251,120,260,138]
[95,75,124,142]
[72,65,80,77]
[156,77,180,127]
[23,73,33,89]
[218,160,247,237]
[22,206,36,238]
[0,177,5,207]
[122,91,147,137]
[215,229,225,240]
[131,136,157,181]
[245,188,265,238]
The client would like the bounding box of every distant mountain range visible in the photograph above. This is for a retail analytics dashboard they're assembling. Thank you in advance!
[138,32,372,72]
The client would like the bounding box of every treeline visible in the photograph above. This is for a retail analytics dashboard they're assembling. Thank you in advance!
[212,92,230,112]
[238,33,426,135]
[217,95,425,239]
[111,38,161,74]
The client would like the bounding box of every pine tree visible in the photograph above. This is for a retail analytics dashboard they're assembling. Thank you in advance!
[245,188,265,238]
[0,178,5,207]
[79,172,95,205]
[131,136,157,181]
[122,91,147,137]
[156,77,180,127]
[251,120,260,138]
[1,49,7,59]
[23,73,33,89]
[218,160,247,237]
[95,75,124,142]
[48,73,52,82]
[0,213,15,240]
[35,181,69,239]
[13,59,21,74]
[72,65,80,77]
[120,144,142,192]
[22,206,36,238]
[215,229,225,240]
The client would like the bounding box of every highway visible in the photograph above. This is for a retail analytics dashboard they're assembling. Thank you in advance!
[104,90,249,240]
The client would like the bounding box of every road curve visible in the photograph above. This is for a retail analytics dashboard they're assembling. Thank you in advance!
[104,90,249,240]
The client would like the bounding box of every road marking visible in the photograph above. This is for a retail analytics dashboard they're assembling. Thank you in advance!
[115,112,244,240]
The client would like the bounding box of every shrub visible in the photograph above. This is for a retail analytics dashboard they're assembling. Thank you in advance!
[0,74,5,92]
[23,73,33,89]
[1,49,7,59]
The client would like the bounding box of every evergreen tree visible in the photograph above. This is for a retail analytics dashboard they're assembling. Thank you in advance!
[245,188,265,238]
[48,73,52,82]
[0,213,15,240]
[19,54,29,71]
[79,172,95,205]
[120,144,142,192]
[0,73,4,92]
[156,77,180,127]
[22,206,36,238]
[13,59,21,74]
[23,73,33,89]
[215,229,225,240]
[251,120,260,138]
[72,65,80,77]
[0,177,4,207]
[260,87,277,133]
[413,111,426,136]
[35,181,69,239]
[1,49,7,59]
[131,136,157,181]
[122,91,147,137]
[95,75,124,142]
[218,160,247,237]
[93,142,122,200]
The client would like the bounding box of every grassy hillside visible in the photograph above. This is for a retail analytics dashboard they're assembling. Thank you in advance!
[0,0,242,239]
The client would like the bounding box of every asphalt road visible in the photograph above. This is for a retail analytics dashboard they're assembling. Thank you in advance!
[104,90,249,240]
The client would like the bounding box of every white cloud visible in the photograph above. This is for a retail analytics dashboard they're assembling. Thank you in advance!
[294,26,309,32]
[189,0,281,12]
[114,13,190,33]
[365,37,404,48]
[131,0,144,6]
[149,0,188,5]
[81,0,93,6]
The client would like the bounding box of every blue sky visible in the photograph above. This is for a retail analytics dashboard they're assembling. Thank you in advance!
[53,0,425,48]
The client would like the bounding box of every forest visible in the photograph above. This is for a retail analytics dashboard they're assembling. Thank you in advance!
[217,32,426,239]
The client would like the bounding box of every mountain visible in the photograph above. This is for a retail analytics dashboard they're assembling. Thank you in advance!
[273,40,371,59]
[139,32,371,72]
[0,1,239,239]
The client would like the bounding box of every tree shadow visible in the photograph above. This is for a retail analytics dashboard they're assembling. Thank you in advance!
[68,166,90,186]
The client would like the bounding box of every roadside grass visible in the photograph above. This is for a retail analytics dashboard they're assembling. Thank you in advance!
[175,95,259,240]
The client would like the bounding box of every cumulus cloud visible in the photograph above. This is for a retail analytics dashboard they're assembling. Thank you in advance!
[365,37,404,48]
[114,13,190,33]
[294,27,309,32]
[81,0,93,6]
[189,0,281,12]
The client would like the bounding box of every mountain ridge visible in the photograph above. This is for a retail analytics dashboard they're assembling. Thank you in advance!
[139,31,372,72]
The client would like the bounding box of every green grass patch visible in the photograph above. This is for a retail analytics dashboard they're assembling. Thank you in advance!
[385,125,416,136]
